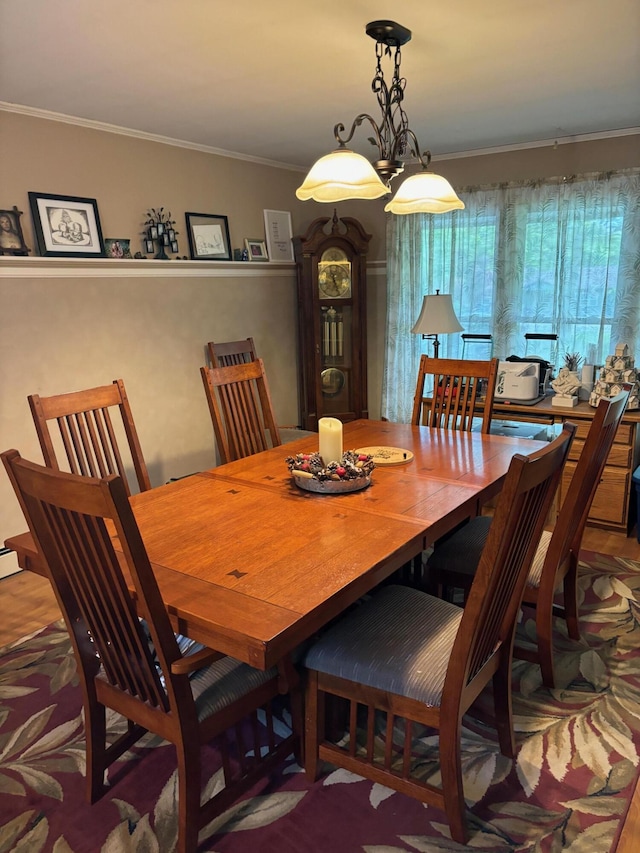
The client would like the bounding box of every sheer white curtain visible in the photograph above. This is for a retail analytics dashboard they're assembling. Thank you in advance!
[382,170,640,423]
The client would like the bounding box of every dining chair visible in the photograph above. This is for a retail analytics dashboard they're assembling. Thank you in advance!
[426,388,630,688]
[303,424,575,845]
[1,449,296,853]
[201,358,281,463]
[207,336,257,368]
[28,379,150,496]
[412,356,499,433]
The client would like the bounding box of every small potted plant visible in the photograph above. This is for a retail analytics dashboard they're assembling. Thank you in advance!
[563,352,583,374]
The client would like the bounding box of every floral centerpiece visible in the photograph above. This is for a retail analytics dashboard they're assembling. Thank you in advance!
[286,450,375,493]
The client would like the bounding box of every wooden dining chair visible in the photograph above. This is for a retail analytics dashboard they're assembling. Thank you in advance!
[201,358,281,463]
[303,424,575,844]
[207,336,257,368]
[426,388,630,688]
[1,449,296,853]
[28,379,151,496]
[412,356,499,433]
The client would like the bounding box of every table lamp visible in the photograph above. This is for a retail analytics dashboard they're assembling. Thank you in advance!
[411,290,463,357]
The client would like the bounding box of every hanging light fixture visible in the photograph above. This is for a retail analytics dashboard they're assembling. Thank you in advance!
[296,20,464,215]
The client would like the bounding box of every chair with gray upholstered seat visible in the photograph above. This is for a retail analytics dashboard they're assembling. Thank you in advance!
[2,449,296,853]
[303,424,575,845]
[426,389,629,688]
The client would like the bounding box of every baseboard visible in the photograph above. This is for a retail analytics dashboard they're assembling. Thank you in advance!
[0,550,21,579]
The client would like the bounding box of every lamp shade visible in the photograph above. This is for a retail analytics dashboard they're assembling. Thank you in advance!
[384,171,465,214]
[296,148,388,202]
[411,293,463,335]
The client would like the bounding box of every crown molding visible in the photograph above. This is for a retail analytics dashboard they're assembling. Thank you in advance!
[0,101,305,173]
[3,101,638,170]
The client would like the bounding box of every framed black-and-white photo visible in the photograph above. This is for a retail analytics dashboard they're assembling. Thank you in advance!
[145,239,154,254]
[28,192,105,257]
[170,240,179,254]
[185,212,232,260]
[0,206,30,256]
[263,209,294,262]
[244,238,269,261]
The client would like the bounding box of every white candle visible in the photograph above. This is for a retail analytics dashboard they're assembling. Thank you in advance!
[318,417,343,465]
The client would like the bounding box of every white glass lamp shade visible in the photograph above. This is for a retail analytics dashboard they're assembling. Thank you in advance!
[296,148,388,202]
[411,294,463,335]
[385,171,465,214]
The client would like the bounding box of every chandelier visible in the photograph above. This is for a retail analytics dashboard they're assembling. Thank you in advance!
[296,20,464,215]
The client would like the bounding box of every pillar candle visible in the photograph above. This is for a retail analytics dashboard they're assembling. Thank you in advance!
[318,417,343,465]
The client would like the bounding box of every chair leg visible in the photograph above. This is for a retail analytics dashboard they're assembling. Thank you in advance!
[535,592,557,690]
[176,739,202,853]
[563,562,581,641]
[84,700,107,803]
[439,714,468,845]
[304,670,322,781]
[492,651,515,758]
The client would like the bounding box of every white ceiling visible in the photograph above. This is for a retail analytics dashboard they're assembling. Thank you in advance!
[1,0,639,171]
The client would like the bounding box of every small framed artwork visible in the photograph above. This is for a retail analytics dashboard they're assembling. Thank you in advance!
[185,212,232,261]
[28,192,105,257]
[244,238,269,261]
[263,209,294,262]
[104,238,132,259]
[0,206,30,255]
[170,240,179,253]
[145,238,154,254]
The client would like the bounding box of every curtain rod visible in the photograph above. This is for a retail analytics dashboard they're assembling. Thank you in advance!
[456,166,640,196]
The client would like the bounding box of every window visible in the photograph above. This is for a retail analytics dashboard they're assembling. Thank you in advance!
[382,170,640,423]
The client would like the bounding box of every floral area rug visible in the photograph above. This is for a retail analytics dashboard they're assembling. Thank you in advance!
[1,550,640,852]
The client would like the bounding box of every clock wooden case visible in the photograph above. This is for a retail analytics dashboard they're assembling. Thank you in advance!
[293,213,371,431]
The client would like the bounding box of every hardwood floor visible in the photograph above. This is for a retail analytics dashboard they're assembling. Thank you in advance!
[1,524,638,849]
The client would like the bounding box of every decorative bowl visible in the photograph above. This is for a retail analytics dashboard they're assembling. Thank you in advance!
[286,450,375,495]
[291,471,372,494]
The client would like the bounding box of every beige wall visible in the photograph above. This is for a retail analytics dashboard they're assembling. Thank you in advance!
[1,108,637,541]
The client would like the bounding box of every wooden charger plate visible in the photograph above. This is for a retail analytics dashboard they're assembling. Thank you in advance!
[354,446,414,466]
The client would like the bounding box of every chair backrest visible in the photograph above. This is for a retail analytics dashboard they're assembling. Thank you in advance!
[207,337,257,368]
[444,422,575,703]
[543,388,629,579]
[200,358,281,463]
[411,356,499,433]
[28,379,151,496]
[1,450,188,715]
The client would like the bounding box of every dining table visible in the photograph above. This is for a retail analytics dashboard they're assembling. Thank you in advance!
[5,419,545,676]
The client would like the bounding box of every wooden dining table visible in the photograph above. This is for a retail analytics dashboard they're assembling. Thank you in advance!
[5,419,545,674]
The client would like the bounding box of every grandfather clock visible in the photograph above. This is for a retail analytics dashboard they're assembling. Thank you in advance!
[293,212,371,431]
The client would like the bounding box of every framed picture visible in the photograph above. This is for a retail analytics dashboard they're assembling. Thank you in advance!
[0,206,30,256]
[263,209,294,262]
[104,238,132,259]
[244,238,269,261]
[144,238,154,254]
[28,192,105,257]
[185,212,231,260]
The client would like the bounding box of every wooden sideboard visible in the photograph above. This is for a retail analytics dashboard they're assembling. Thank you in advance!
[491,397,640,533]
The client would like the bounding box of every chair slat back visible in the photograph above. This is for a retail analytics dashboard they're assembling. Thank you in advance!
[444,423,575,699]
[28,379,150,496]
[1,451,180,710]
[207,337,257,368]
[201,358,281,463]
[412,356,499,433]
[544,388,629,576]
